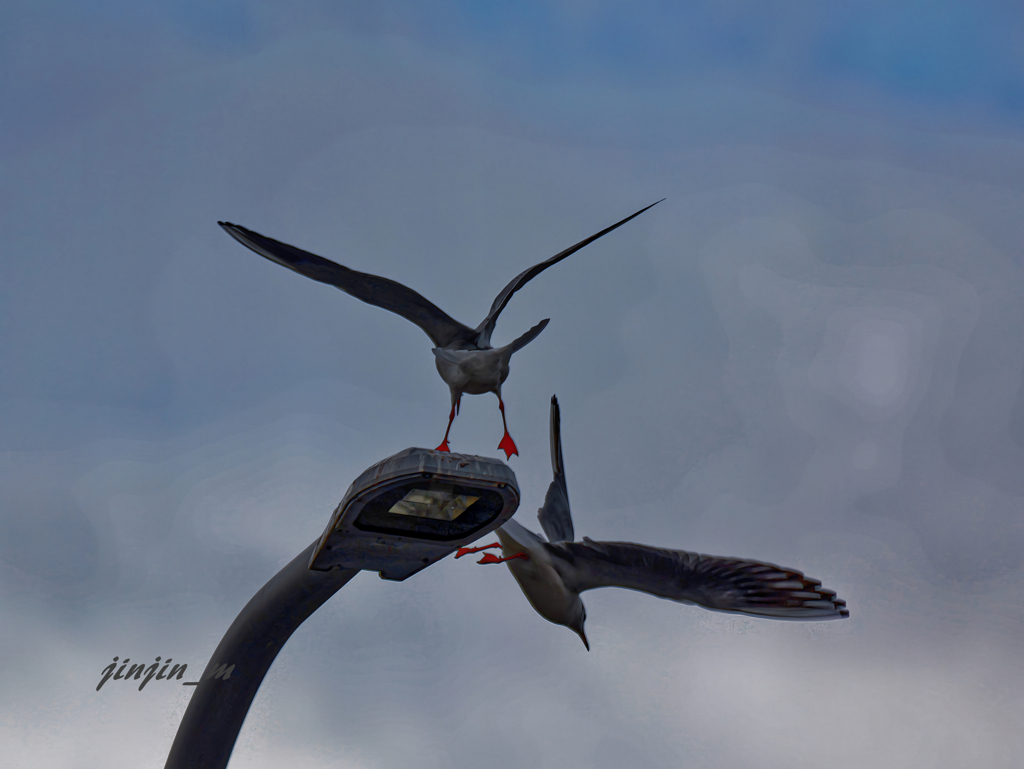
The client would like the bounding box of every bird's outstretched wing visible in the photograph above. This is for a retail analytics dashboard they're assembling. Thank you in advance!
[554,539,848,620]
[537,395,573,544]
[473,200,664,347]
[219,222,478,349]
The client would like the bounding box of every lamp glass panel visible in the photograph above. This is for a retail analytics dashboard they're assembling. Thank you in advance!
[388,489,479,521]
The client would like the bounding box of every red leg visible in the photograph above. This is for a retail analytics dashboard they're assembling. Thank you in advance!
[436,399,460,452]
[496,398,518,459]
[478,551,528,564]
[455,542,500,559]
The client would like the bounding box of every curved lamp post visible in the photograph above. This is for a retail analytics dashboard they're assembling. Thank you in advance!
[165,448,520,769]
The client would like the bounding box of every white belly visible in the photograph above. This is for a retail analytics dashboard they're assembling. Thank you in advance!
[507,559,578,626]
[433,349,509,394]
[497,528,578,627]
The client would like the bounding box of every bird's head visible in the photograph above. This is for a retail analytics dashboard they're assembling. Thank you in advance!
[568,601,589,651]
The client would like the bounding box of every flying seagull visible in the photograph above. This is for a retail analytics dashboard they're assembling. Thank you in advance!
[457,395,849,649]
[218,201,661,459]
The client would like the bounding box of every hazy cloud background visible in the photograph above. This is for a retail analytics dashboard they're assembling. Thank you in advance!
[3,2,1024,767]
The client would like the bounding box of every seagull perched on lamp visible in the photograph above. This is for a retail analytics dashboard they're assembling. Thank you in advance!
[458,396,849,649]
[219,201,662,458]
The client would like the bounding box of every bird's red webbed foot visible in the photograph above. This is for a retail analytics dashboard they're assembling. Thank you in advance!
[455,542,500,559]
[478,551,528,564]
[497,432,518,460]
[454,542,528,564]
[496,398,518,459]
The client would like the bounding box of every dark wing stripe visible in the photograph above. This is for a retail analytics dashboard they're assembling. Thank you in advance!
[474,200,664,344]
[219,222,478,348]
[549,393,564,480]
[554,539,848,620]
[537,395,574,543]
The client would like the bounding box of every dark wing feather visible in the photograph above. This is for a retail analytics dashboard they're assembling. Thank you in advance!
[554,539,849,620]
[537,395,573,543]
[474,200,664,345]
[219,222,478,349]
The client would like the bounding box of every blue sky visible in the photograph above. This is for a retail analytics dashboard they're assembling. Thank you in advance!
[7,2,1024,152]
[3,4,1024,768]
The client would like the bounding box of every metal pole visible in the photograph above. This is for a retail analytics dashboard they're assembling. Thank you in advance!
[165,539,360,769]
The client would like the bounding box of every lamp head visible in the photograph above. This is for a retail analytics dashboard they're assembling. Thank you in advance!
[309,448,519,581]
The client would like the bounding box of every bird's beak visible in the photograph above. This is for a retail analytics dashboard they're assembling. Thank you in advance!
[577,628,590,652]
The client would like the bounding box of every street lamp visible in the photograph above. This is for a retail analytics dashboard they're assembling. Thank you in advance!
[164,448,519,769]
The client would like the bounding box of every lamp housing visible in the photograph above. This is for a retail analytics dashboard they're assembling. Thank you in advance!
[308,448,519,581]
